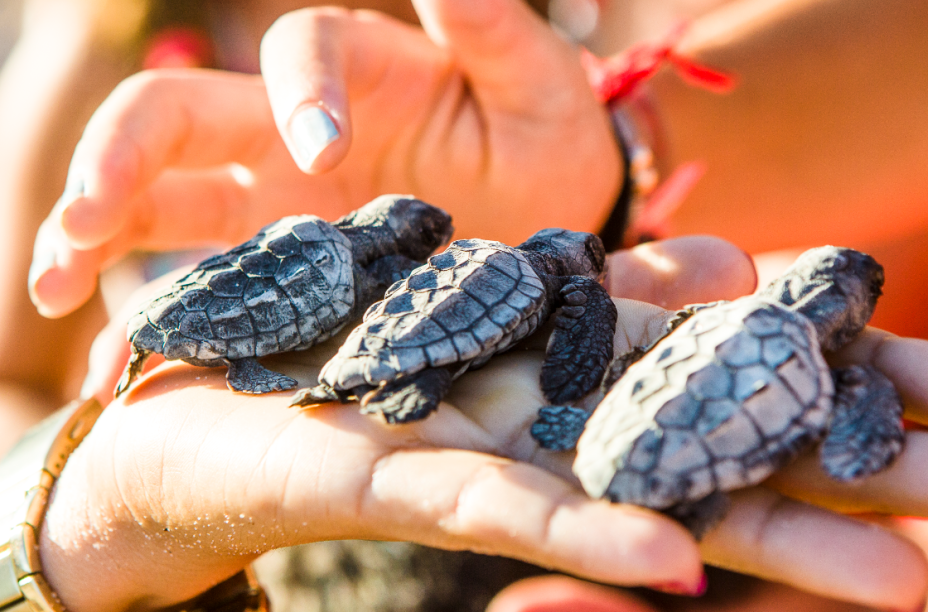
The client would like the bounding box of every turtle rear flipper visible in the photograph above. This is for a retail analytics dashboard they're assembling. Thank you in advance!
[361,368,453,424]
[821,365,905,481]
[664,491,730,541]
[115,348,151,398]
[541,277,618,403]
[290,383,341,407]
[531,405,591,451]
[224,357,297,394]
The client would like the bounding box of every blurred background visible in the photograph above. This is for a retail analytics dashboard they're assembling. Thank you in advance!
[1,1,925,611]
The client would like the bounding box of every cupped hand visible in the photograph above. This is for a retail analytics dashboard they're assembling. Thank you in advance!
[40,237,747,612]
[29,0,620,319]
[48,236,928,612]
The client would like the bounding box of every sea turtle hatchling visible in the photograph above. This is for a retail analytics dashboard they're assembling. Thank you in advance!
[115,195,454,397]
[531,246,904,538]
[291,229,618,423]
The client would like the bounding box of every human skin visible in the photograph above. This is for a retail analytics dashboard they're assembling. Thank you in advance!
[0,0,421,455]
[27,0,928,339]
[27,0,621,319]
[37,236,928,612]
[16,0,928,608]
[649,0,928,338]
[40,236,734,612]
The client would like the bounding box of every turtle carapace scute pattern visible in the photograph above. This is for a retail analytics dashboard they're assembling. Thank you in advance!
[292,228,618,423]
[115,195,454,397]
[532,246,905,539]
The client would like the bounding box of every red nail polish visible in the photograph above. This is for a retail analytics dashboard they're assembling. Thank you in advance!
[693,572,708,596]
[650,573,707,597]
[888,601,926,612]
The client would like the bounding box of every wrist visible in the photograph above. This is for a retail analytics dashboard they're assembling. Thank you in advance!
[597,87,665,251]
[37,409,261,612]
[582,26,736,250]
[0,397,266,612]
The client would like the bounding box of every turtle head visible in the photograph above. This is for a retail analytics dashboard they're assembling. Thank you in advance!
[760,246,883,351]
[334,195,454,264]
[518,229,607,279]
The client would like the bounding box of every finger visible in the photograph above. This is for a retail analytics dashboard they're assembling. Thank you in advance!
[29,214,100,318]
[411,0,590,115]
[261,8,441,173]
[30,154,348,318]
[45,379,704,611]
[260,8,353,173]
[487,576,661,612]
[357,449,704,592]
[702,488,928,612]
[765,431,928,517]
[31,167,249,318]
[830,327,928,424]
[57,69,276,250]
[79,314,132,403]
[605,236,757,308]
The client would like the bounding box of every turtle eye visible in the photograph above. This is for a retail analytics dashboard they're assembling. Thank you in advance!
[313,251,331,266]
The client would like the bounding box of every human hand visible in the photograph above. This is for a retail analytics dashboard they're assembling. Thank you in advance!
[49,236,928,612]
[29,0,621,319]
[485,571,880,612]
[41,237,746,612]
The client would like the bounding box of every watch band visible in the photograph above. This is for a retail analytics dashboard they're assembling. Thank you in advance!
[0,398,269,612]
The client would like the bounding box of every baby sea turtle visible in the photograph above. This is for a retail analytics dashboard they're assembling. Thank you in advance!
[532,246,903,538]
[115,195,454,397]
[291,229,618,423]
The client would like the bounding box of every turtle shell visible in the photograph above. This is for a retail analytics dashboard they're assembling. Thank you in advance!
[126,215,355,364]
[319,238,548,391]
[573,298,835,510]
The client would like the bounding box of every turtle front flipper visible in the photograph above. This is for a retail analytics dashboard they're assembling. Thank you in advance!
[665,491,731,541]
[115,347,151,398]
[224,357,298,394]
[360,368,453,424]
[531,405,591,451]
[541,277,618,403]
[821,365,905,481]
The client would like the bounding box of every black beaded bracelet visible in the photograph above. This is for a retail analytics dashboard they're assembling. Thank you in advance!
[598,99,661,252]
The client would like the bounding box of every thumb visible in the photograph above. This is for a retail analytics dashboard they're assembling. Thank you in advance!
[605,236,758,309]
[411,0,589,113]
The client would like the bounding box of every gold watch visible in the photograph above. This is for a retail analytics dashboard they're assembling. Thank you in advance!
[0,398,269,612]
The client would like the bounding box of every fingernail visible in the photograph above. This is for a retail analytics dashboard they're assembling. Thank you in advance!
[28,246,57,290]
[61,175,86,205]
[888,601,927,612]
[28,224,62,289]
[288,106,340,170]
[650,573,707,597]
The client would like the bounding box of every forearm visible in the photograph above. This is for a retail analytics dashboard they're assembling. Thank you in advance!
[651,0,928,252]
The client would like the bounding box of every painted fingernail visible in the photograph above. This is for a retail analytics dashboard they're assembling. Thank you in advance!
[888,600,927,612]
[650,573,707,597]
[288,106,340,171]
